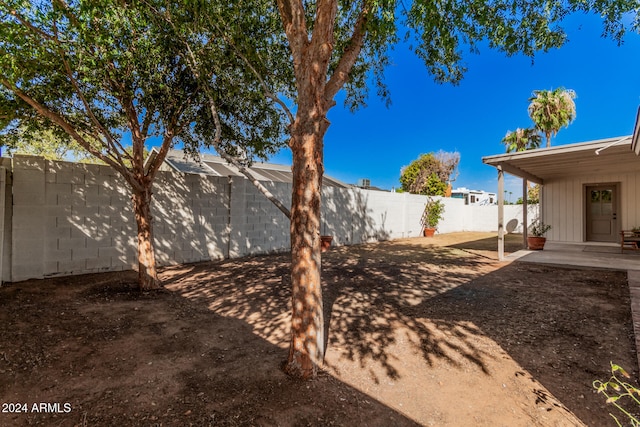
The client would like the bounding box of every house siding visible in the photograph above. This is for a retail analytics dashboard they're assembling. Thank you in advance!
[543,171,640,243]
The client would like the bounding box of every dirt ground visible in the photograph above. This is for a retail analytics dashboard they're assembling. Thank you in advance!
[0,232,637,426]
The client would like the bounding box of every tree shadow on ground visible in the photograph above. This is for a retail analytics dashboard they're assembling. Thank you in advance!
[0,272,420,426]
[162,239,495,381]
[320,241,496,380]
[3,234,633,425]
[159,240,516,424]
[423,262,637,426]
[162,236,636,425]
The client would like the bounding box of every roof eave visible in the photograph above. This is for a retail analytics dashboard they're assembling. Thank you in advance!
[482,136,632,166]
[482,136,633,184]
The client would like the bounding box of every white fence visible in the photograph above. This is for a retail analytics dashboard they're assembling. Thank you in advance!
[3,156,537,282]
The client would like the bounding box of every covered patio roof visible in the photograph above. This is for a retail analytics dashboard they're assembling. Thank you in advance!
[482,136,634,184]
[482,135,636,260]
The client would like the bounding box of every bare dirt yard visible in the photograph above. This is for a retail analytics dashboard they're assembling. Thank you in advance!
[0,232,637,426]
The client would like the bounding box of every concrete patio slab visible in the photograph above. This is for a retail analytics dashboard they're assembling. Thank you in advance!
[506,242,640,271]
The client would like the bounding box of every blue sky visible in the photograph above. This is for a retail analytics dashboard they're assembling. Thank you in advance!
[266,12,640,200]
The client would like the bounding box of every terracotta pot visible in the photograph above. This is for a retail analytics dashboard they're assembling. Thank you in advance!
[320,235,333,252]
[527,236,546,250]
[423,228,436,237]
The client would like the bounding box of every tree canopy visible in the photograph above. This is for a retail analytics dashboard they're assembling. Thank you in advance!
[3,126,77,160]
[516,184,540,204]
[400,151,460,195]
[0,1,287,169]
[0,0,288,288]
[528,88,577,147]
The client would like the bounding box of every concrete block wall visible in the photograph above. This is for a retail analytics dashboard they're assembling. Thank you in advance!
[231,179,291,256]
[7,156,535,282]
[11,157,239,281]
[11,157,139,281]
[322,186,364,244]
[9,157,297,281]
[437,197,467,234]
[318,191,537,240]
[322,189,428,242]
[12,157,46,281]
[152,171,230,264]
[348,189,412,241]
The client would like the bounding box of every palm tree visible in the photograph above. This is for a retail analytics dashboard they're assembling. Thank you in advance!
[501,127,542,152]
[528,88,577,147]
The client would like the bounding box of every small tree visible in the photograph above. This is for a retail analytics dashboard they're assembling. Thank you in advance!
[4,126,78,160]
[425,173,447,196]
[528,88,577,147]
[5,126,149,165]
[517,185,540,205]
[400,151,460,195]
[0,1,286,290]
[527,184,540,204]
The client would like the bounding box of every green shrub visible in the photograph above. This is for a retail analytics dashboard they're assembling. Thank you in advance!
[421,198,445,228]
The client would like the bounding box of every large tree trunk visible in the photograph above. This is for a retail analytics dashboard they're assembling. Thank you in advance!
[277,0,365,379]
[131,184,160,291]
[283,101,330,379]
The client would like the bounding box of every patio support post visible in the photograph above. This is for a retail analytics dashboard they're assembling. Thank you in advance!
[539,184,544,227]
[498,166,505,261]
[523,179,528,248]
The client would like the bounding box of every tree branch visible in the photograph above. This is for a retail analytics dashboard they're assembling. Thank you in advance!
[209,21,294,125]
[146,95,193,182]
[0,77,141,190]
[55,31,127,168]
[51,0,131,168]
[9,10,56,41]
[122,95,146,172]
[146,130,172,183]
[52,0,80,27]
[146,2,292,219]
[325,4,369,101]
[197,65,293,219]
[204,108,291,219]
[10,1,123,164]
[201,76,291,219]
[140,108,154,139]
[309,0,338,64]
[276,0,309,75]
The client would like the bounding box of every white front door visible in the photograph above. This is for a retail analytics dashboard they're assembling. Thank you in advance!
[586,184,619,242]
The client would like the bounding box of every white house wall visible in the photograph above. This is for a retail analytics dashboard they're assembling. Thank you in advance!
[542,171,640,243]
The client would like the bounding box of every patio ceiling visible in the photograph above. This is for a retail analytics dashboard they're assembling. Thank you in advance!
[482,136,636,184]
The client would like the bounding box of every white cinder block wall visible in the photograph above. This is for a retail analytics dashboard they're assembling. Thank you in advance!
[7,156,534,282]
